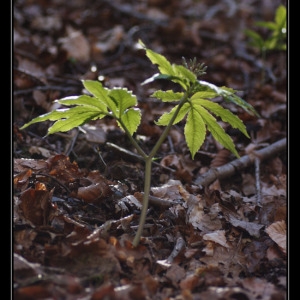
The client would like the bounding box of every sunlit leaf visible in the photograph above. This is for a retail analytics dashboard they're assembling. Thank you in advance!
[151,90,184,102]
[109,88,137,118]
[172,64,197,83]
[198,81,260,117]
[118,108,141,135]
[194,105,239,157]
[190,97,249,138]
[155,103,190,126]
[82,80,117,113]
[57,95,108,111]
[139,40,174,76]
[184,108,206,159]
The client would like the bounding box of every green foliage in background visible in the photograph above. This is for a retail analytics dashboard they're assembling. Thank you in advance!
[245,4,286,53]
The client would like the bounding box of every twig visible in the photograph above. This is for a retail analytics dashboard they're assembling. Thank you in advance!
[35,173,71,194]
[166,234,186,263]
[139,192,182,208]
[194,138,286,187]
[254,156,262,207]
[106,142,175,172]
[65,128,80,156]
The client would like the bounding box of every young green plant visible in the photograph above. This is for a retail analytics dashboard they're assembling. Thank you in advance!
[244,4,286,83]
[20,40,260,247]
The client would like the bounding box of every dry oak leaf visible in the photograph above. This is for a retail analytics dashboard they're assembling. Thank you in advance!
[203,230,231,249]
[46,154,82,184]
[77,170,113,203]
[229,215,264,238]
[265,220,286,254]
[19,182,56,226]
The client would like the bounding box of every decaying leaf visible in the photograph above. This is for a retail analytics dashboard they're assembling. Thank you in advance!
[18,183,56,226]
[229,215,264,238]
[265,220,286,254]
[203,230,231,248]
[77,170,113,203]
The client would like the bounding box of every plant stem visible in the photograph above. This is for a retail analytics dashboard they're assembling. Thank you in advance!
[117,119,148,159]
[149,96,188,159]
[132,157,152,247]
[132,94,189,247]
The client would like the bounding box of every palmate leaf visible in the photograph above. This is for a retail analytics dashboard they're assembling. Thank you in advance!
[179,101,240,159]
[117,108,141,136]
[190,95,250,138]
[20,105,106,135]
[109,88,138,118]
[57,95,108,111]
[107,87,140,135]
[198,80,260,117]
[139,40,175,75]
[83,80,117,114]
[155,103,190,126]
[139,40,196,90]
[20,81,141,137]
[184,108,206,159]
[47,107,102,134]
[171,64,197,83]
[193,104,239,157]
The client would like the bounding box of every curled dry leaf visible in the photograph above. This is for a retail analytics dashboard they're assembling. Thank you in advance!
[265,220,286,254]
[151,179,190,201]
[14,169,33,192]
[19,183,56,226]
[77,170,113,203]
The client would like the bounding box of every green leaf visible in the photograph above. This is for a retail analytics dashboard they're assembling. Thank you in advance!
[151,90,184,102]
[20,80,141,136]
[139,40,175,76]
[57,95,108,112]
[108,88,138,118]
[139,40,195,90]
[171,64,197,89]
[275,5,286,29]
[172,64,197,83]
[190,90,218,99]
[244,29,265,49]
[155,103,190,126]
[255,21,277,31]
[118,108,141,135]
[190,97,249,138]
[20,105,105,135]
[47,106,101,134]
[221,89,260,118]
[194,105,240,157]
[245,5,286,52]
[197,81,260,117]
[82,80,116,112]
[19,109,66,130]
[184,108,206,159]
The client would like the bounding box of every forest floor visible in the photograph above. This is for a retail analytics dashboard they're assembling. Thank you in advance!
[13,0,287,299]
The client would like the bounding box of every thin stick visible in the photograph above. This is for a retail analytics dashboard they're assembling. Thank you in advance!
[194,138,286,187]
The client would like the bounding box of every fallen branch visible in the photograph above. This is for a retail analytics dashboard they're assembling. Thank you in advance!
[194,137,286,187]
